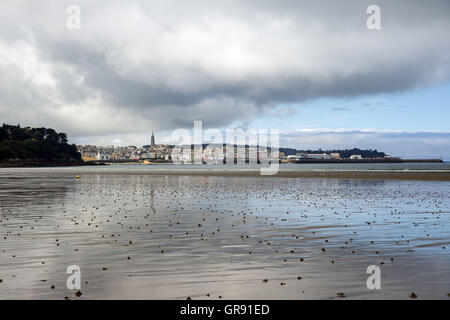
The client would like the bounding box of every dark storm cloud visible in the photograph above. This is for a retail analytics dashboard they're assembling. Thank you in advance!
[0,0,449,138]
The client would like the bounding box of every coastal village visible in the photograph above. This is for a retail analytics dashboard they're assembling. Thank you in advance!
[77,131,400,164]
[77,131,172,163]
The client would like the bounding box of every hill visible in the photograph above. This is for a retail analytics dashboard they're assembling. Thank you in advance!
[0,124,82,164]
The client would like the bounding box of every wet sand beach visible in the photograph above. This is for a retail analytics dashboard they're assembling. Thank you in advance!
[67,169,450,181]
[1,171,449,300]
[2,163,450,181]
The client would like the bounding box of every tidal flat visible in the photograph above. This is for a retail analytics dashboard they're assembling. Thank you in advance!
[0,173,449,299]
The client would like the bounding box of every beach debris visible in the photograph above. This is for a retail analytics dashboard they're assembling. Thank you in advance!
[1,171,449,300]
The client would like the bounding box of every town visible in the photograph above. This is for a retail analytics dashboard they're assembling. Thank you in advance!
[76,131,413,164]
[78,131,172,163]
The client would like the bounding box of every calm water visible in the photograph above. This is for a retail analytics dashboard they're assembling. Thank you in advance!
[0,172,449,299]
[0,162,450,176]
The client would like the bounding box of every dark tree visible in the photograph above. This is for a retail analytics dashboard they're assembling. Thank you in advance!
[0,124,82,162]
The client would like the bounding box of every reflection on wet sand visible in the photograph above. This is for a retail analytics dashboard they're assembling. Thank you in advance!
[1,173,449,299]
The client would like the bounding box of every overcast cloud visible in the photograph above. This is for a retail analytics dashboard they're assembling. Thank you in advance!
[0,0,450,152]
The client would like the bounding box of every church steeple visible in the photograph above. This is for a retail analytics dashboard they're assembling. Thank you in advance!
[151,130,155,147]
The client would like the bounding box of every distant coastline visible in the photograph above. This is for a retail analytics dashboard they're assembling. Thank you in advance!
[0,158,443,168]
[284,158,443,164]
[1,124,444,168]
[96,158,443,165]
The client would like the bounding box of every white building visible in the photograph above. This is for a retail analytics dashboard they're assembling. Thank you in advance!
[350,155,363,160]
[330,153,340,159]
[296,153,308,158]
[96,151,111,161]
[307,153,331,160]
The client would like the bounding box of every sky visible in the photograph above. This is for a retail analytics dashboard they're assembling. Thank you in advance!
[1,0,450,159]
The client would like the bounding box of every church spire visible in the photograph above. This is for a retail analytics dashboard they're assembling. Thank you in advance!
[151,130,155,147]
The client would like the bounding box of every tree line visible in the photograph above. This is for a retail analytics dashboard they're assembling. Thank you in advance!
[0,124,81,162]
